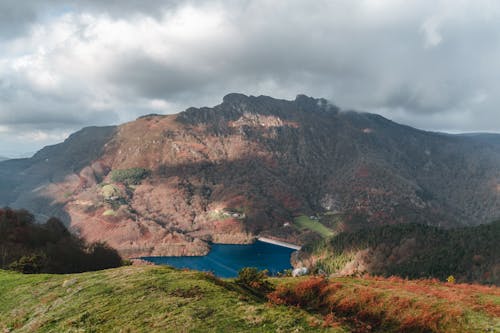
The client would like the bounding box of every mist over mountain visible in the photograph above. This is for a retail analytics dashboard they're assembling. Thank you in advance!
[1,94,499,257]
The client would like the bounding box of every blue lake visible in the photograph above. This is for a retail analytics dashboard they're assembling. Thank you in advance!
[141,240,295,278]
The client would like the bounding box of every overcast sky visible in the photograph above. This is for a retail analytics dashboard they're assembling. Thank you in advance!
[0,0,499,157]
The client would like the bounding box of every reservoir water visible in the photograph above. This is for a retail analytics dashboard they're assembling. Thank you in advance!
[141,240,295,278]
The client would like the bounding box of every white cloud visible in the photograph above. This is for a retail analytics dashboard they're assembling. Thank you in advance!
[0,0,499,156]
[149,99,172,111]
[20,130,70,142]
[421,17,442,48]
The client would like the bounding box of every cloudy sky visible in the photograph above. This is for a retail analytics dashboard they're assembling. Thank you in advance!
[0,0,499,157]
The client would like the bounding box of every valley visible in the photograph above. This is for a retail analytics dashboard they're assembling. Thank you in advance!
[2,2,500,332]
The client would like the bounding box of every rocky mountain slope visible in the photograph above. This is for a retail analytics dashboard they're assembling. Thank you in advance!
[1,94,499,257]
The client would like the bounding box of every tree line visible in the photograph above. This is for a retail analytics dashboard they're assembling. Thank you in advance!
[0,208,123,274]
[310,221,500,284]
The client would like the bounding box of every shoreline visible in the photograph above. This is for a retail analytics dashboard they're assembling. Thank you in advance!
[132,237,302,261]
[256,237,302,250]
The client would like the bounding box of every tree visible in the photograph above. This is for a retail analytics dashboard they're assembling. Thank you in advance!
[236,267,272,292]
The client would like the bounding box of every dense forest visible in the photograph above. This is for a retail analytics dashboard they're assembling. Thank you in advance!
[0,208,123,273]
[307,221,500,285]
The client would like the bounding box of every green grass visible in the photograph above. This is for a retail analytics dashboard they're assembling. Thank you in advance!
[0,266,344,333]
[294,215,335,238]
[1,266,498,332]
[102,209,117,216]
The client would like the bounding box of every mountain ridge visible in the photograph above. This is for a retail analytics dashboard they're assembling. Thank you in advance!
[1,93,499,257]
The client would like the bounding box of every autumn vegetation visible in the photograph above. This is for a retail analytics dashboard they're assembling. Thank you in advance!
[268,274,500,332]
[3,94,500,257]
[1,264,497,332]
[235,267,273,293]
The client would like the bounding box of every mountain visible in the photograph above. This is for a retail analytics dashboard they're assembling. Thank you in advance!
[1,93,499,257]
[0,156,9,161]
[1,265,498,332]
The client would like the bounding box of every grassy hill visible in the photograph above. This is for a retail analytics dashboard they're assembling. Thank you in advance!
[0,266,336,333]
[1,266,498,332]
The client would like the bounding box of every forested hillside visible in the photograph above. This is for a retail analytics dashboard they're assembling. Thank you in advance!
[302,222,500,284]
[0,208,123,273]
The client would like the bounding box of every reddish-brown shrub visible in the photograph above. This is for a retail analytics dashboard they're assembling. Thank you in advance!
[267,274,500,333]
[322,313,341,328]
[268,276,328,308]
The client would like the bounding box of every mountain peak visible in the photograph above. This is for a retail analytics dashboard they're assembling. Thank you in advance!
[294,94,314,102]
[294,94,336,113]
[177,93,340,126]
[222,93,249,105]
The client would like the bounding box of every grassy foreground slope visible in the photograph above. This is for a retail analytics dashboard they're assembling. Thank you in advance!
[1,266,499,333]
[0,266,340,333]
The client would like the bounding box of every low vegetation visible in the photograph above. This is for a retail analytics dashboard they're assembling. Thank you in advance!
[235,267,272,293]
[0,266,340,333]
[1,265,498,332]
[0,208,123,274]
[268,275,500,332]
